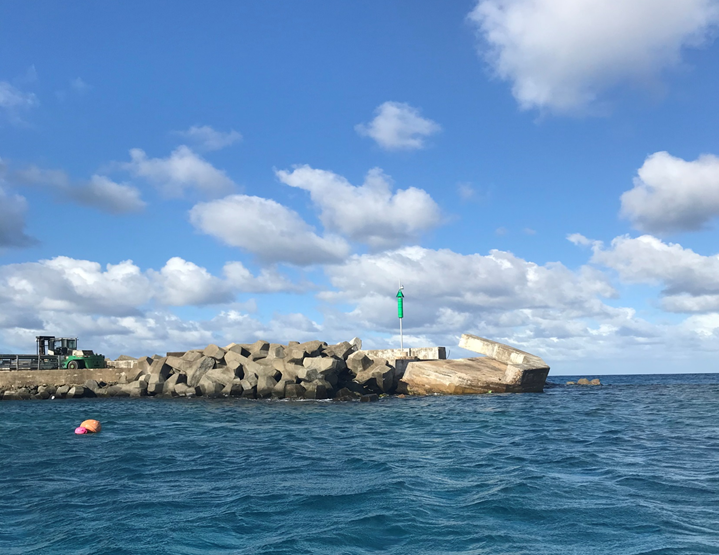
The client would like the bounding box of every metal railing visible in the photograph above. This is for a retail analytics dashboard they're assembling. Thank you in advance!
[0,354,61,371]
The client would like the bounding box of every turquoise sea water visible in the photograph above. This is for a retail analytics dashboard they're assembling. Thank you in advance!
[1,373,719,554]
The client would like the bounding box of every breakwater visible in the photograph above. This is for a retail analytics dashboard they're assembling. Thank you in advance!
[0,335,552,401]
[0,338,422,401]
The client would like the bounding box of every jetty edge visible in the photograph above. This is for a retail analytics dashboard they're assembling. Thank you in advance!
[398,334,550,394]
[0,335,550,400]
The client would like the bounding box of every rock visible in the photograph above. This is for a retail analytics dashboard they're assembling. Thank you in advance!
[334,387,361,401]
[590,379,601,386]
[577,378,590,385]
[67,386,86,399]
[107,384,129,397]
[166,356,191,373]
[118,372,128,384]
[240,385,257,399]
[162,373,186,396]
[117,355,137,361]
[285,383,306,399]
[186,356,216,387]
[173,383,191,397]
[346,351,373,375]
[136,356,153,373]
[284,347,306,365]
[203,344,226,361]
[3,390,19,400]
[272,379,293,398]
[256,374,278,398]
[278,362,303,382]
[566,381,576,385]
[227,344,251,357]
[354,361,394,394]
[198,375,223,398]
[301,356,342,383]
[255,364,282,381]
[36,387,51,400]
[84,379,100,392]
[222,379,244,397]
[241,373,259,389]
[267,343,285,359]
[183,350,204,362]
[302,380,330,399]
[248,340,270,358]
[149,357,172,381]
[146,382,164,395]
[350,337,362,351]
[360,393,379,402]
[298,340,324,357]
[223,350,246,375]
[325,341,354,360]
[128,381,148,397]
[56,385,71,398]
[204,367,238,387]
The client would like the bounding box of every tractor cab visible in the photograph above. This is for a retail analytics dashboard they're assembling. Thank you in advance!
[37,336,77,356]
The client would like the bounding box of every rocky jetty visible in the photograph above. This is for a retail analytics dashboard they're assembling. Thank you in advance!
[0,335,553,400]
[2,338,405,401]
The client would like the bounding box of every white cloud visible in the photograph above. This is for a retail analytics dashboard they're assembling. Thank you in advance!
[189,194,350,266]
[149,257,234,306]
[176,125,242,151]
[620,151,719,233]
[0,186,35,248]
[14,165,145,214]
[276,165,442,248]
[223,261,306,293]
[581,234,719,313]
[0,81,37,111]
[124,145,235,197]
[468,0,719,113]
[355,101,441,150]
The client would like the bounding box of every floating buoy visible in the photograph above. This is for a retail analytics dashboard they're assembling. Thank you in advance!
[75,426,88,434]
[80,419,102,433]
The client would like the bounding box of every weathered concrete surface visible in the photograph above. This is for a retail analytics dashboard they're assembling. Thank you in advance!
[0,367,125,389]
[399,335,549,395]
[362,347,446,362]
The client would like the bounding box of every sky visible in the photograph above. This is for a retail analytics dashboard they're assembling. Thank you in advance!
[1,1,719,374]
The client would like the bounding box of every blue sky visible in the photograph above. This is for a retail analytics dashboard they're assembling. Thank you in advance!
[2,1,719,374]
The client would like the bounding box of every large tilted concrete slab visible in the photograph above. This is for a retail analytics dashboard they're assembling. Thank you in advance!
[399,334,550,395]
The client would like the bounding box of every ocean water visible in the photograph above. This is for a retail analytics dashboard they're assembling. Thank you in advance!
[1,374,719,555]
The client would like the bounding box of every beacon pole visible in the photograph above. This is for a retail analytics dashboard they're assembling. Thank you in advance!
[396,282,405,352]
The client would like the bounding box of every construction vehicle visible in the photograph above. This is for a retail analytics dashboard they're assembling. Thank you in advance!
[0,336,106,371]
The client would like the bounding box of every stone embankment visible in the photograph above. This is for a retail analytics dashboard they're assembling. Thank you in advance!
[1,338,413,402]
[0,334,553,401]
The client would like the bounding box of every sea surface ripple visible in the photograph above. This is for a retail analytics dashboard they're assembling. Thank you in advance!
[1,373,719,554]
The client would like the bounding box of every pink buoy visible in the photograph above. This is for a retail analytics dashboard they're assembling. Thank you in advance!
[75,426,88,434]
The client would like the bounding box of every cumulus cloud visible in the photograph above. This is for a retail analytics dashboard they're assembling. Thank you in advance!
[0,186,35,248]
[276,165,442,248]
[13,165,145,214]
[576,234,719,313]
[319,245,619,355]
[620,151,719,233]
[223,262,306,293]
[175,125,242,151]
[355,101,441,150]
[468,0,719,113]
[0,256,320,357]
[189,194,350,265]
[124,145,235,197]
[149,257,234,306]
